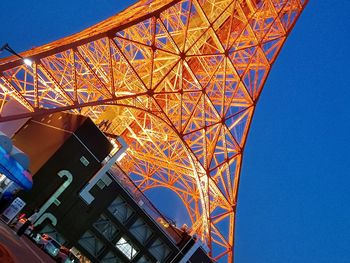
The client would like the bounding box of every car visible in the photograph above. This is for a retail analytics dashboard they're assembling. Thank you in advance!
[55,246,80,263]
[37,234,61,257]
[31,232,42,244]
[12,218,33,236]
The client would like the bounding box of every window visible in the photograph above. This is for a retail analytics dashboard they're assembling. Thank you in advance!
[100,251,123,263]
[108,196,134,224]
[137,255,152,263]
[115,237,138,260]
[93,214,118,241]
[78,231,105,257]
[149,238,171,262]
[130,218,153,245]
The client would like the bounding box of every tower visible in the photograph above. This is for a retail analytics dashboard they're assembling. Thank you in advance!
[0,0,308,261]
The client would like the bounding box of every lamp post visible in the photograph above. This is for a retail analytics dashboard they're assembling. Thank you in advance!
[0,43,32,66]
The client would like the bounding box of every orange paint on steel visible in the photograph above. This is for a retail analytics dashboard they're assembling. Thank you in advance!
[0,0,308,261]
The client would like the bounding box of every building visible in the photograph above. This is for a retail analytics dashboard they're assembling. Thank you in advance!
[13,112,211,263]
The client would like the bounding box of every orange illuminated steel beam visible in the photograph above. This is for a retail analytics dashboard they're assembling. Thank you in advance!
[0,0,308,261]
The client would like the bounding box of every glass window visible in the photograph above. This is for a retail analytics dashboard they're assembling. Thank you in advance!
[137,255,152,263]
[115,236,139,260]
[78,231,105,257]
[130,218,153,245]
[149,238,171,262]
[93,214,118,241]
[108,196,134,224]
[100,251,123,263]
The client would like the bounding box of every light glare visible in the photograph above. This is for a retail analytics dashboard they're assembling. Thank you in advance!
[116,152,126,162]
[23,58,32,67]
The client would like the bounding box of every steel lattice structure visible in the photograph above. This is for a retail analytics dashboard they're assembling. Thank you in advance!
[0,0,307,261]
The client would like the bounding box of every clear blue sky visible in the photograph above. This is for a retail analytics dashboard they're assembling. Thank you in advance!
[1,1,349,262]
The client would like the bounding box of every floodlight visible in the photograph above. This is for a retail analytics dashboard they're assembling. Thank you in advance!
[0,43,33,67]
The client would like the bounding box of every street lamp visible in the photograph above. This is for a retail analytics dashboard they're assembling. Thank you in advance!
[0,43,32,67]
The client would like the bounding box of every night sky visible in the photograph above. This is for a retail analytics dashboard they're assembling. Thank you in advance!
[1,1,349,262]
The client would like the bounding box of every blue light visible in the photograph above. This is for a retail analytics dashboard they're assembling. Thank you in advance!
[0,146,32,190]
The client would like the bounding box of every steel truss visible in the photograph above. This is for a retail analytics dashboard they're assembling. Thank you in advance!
[0,0,307,261]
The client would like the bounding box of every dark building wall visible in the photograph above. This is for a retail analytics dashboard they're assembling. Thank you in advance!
[21,134,105,236]
[12,112,89,174]
[15,112,113,218]
[74,118,112,163]
[12,120,71,174]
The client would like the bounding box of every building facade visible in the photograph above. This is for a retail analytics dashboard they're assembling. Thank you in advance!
[13,112,211,263]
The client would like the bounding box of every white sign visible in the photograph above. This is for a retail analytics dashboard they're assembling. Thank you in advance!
[1,197,26,224]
